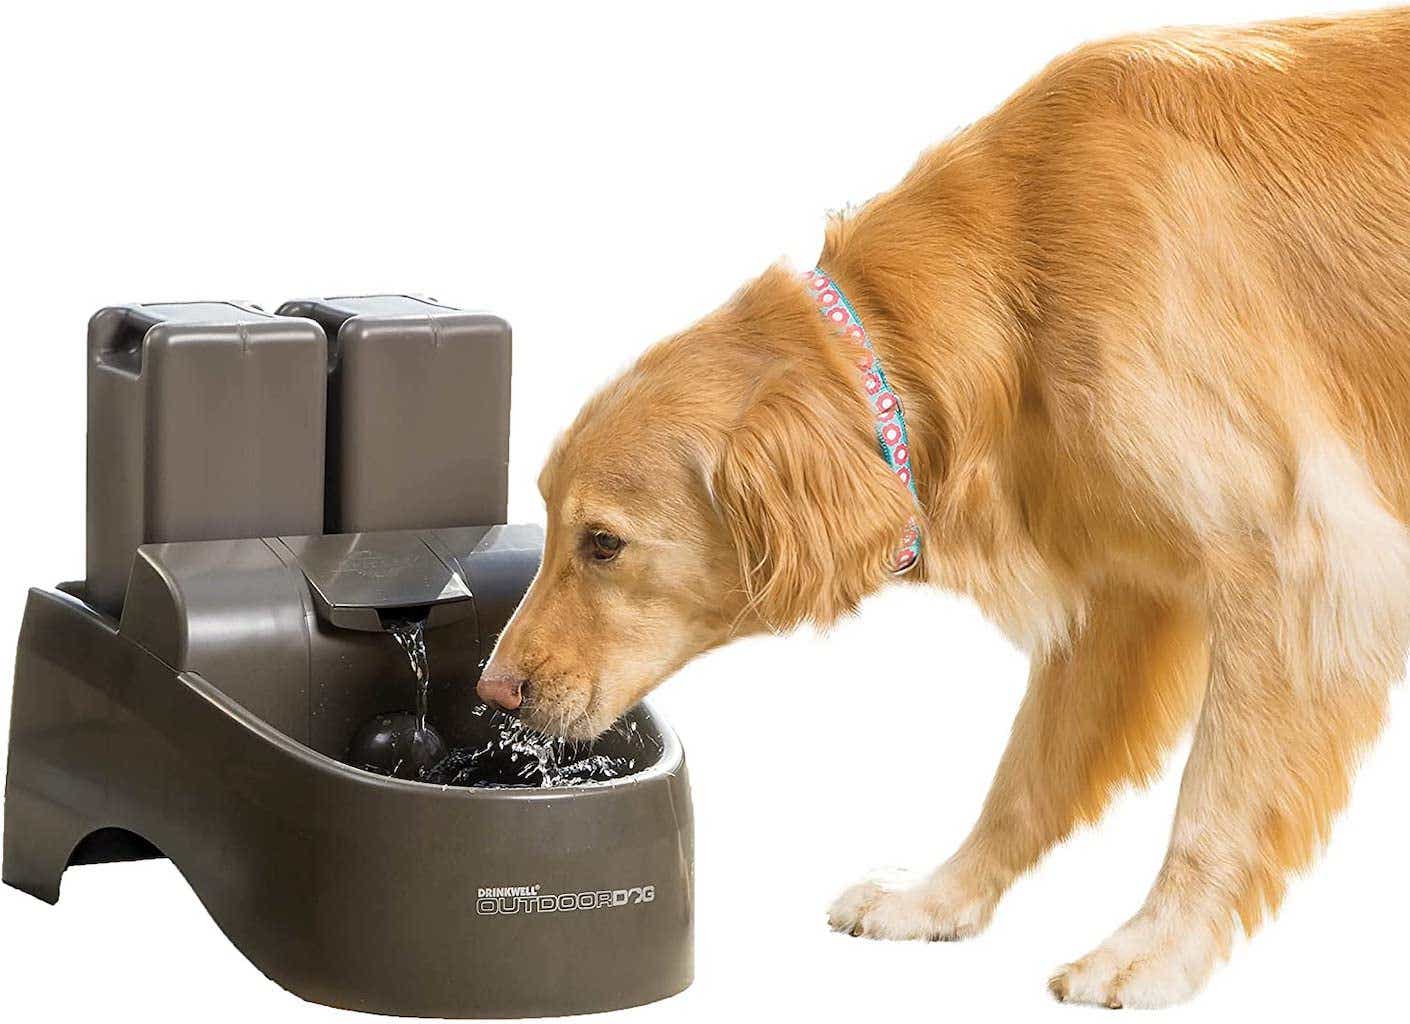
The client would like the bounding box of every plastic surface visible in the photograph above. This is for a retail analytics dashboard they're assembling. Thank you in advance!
[85,301,328,617]
[276,531,476,631]
[4,529,694,1018]
[120,525,543,752]
[347,711,448,779]
[276,295,511,534]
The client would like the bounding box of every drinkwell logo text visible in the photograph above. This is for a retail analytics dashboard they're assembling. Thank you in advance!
[477,881,655,916]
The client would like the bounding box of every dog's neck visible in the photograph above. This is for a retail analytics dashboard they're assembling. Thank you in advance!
[806,157,1082,650]
[821,196,1026,513]
[658,151,1075,647]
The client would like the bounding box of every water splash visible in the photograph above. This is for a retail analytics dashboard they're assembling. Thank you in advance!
[422,703,637,788]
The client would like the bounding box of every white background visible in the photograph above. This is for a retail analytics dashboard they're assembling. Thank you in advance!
[1,2,1404,1020]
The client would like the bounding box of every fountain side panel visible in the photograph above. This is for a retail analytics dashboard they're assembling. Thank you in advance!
[118,526,544,758]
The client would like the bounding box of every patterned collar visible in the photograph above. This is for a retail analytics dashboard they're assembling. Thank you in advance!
[804,267,922,575]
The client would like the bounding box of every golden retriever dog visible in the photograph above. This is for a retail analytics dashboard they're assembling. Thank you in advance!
[478,8,1410,1008]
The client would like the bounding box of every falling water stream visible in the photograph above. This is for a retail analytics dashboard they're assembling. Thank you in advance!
[386,618,432,732]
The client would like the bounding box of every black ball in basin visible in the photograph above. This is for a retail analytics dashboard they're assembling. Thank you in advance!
[347,711,449,780]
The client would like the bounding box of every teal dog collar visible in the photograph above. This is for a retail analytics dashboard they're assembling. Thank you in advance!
[804,268,922,574]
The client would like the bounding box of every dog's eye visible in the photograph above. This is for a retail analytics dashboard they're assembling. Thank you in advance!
[589,531,624,561]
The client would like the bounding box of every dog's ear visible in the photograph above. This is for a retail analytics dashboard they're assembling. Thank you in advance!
[711,340,915,632]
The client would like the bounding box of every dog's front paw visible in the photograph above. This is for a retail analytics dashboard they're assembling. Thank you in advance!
[1048,912,1221,1009]
[827,866,998,942]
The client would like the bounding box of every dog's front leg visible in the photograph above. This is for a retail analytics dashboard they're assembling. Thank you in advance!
[1050,557,1399,1008]
[829,584,1206,942]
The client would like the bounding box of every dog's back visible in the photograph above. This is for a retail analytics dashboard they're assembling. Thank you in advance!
[927,9,1410,554]
[1062,11,1410,511]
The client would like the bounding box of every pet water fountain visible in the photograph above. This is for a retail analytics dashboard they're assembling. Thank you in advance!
[2,296,694,1017]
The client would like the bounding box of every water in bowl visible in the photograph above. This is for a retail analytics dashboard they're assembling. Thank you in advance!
[422,703,639,788]
[349,616,641,788]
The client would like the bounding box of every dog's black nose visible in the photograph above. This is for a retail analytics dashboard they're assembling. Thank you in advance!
[477,670,526,711]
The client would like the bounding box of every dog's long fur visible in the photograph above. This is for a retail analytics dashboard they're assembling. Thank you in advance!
[480,9,1410,1007]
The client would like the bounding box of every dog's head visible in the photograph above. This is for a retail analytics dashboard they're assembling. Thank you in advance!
[477,266,914,739]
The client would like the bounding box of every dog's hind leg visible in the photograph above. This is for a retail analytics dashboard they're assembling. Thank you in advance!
[829,582,1207,942]
[1050,528,1404,1007]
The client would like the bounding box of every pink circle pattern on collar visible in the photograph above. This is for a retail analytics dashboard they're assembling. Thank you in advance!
[804,268,922,574]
